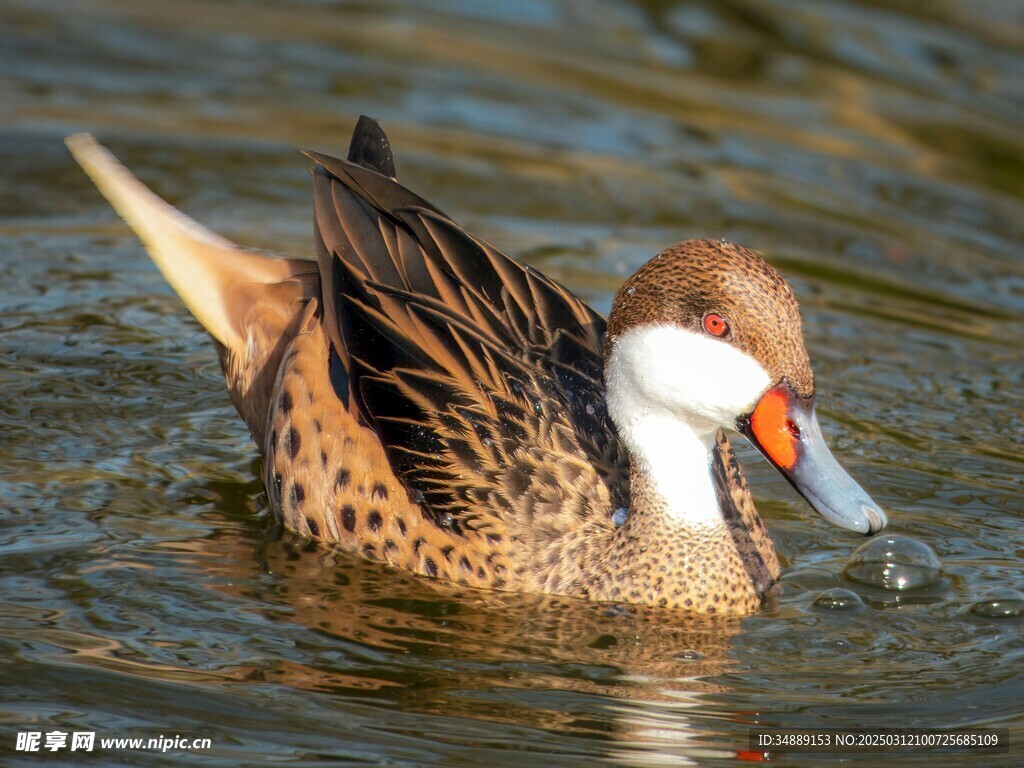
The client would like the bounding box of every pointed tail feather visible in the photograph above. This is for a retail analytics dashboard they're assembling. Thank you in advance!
[66,134,319,444]
[65,134,309,351]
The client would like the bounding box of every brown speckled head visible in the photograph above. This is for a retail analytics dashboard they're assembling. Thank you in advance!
[606,239,814,396]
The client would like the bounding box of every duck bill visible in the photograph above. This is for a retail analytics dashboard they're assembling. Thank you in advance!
[738,382,887,535]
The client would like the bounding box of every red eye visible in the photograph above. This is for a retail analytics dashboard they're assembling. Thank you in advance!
[702,313,729,338]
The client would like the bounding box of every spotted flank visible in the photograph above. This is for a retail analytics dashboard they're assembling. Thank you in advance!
[67,116,887,614]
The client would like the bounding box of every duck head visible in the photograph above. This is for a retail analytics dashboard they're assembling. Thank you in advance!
[604,239,886,535]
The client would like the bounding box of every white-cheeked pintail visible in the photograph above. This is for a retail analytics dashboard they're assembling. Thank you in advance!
[66,117,887,614]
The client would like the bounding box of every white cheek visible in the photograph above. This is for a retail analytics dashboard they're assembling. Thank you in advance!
[606,324,771,435]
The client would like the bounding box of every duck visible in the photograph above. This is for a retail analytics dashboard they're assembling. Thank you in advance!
[66,117,887,614]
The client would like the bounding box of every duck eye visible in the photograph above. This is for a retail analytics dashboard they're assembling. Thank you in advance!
[702,313,729,338]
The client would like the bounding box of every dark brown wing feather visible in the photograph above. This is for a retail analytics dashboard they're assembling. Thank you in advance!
[305,128,627,535]
[346,115,397,179]
[713,430,781,596]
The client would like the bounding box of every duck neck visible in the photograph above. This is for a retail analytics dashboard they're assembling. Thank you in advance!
[594,325,771,611]
[624,412,724,529]
[592,412,763,613]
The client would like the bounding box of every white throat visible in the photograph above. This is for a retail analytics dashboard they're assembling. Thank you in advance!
[626,413,722,526]
[605,323,772,527]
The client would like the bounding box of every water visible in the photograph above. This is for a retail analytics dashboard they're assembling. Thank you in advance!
[2,0,1023,765]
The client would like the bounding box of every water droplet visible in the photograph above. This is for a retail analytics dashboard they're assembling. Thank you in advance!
[440,512,455,527]
[585,403,596,416]
[813,588,865,611]
[482,437,494,448]
[674,649,704,661]
[970,588,1024,618]
[843,535,942,591]
[625,286,635,295]
[612,507,628,527]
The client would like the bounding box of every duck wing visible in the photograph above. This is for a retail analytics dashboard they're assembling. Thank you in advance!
[305,125,629,537]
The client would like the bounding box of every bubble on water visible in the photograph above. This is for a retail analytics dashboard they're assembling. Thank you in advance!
[843,535,941,591]
[674,649,704,661]
[813,588,866,611]
[970,588,1024,619]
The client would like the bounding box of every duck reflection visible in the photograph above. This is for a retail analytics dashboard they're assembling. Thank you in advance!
[170,480,764,763]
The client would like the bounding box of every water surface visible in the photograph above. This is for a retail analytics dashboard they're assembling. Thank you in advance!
[2,0,1023,765]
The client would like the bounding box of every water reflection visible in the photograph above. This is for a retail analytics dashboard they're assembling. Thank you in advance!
[178,525,744,731]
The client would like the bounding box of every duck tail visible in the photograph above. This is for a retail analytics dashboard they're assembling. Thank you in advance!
[66,134,318,444]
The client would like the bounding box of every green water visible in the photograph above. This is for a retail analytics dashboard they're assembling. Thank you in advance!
[2,0,1022,765]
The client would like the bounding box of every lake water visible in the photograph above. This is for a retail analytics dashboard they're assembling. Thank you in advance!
[2,0,1022,765]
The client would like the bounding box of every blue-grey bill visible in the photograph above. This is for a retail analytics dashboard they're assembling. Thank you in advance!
[739,383,888,536]
[779,404,887,535]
